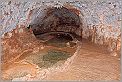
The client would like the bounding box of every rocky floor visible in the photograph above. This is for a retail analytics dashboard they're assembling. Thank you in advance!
[1,27,120,81]
[44,39,120,81]
[1,27,77,80]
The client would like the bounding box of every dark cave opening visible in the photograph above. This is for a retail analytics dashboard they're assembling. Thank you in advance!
[1,2,120,80]
[28,6,82,42]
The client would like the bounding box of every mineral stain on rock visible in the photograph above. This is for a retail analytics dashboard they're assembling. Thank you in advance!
[23,49,72,68]
[42,50,72,67]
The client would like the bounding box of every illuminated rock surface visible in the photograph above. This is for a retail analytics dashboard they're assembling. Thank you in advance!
[0,0,121,81]
[1,26,120,81]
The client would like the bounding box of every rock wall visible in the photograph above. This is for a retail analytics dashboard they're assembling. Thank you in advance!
[0,0,121,55]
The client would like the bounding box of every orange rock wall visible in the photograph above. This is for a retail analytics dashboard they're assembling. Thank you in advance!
[0,0,121,55]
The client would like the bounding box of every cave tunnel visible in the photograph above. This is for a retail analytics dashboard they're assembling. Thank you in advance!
[1,1,121,81]
[28,6,83,42]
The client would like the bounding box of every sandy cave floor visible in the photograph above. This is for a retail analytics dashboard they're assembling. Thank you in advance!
[1,27,120,81]
[44,39,120,80]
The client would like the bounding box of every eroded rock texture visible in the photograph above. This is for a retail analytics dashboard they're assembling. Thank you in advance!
[1,26,77,80]
[0,0,121,58]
